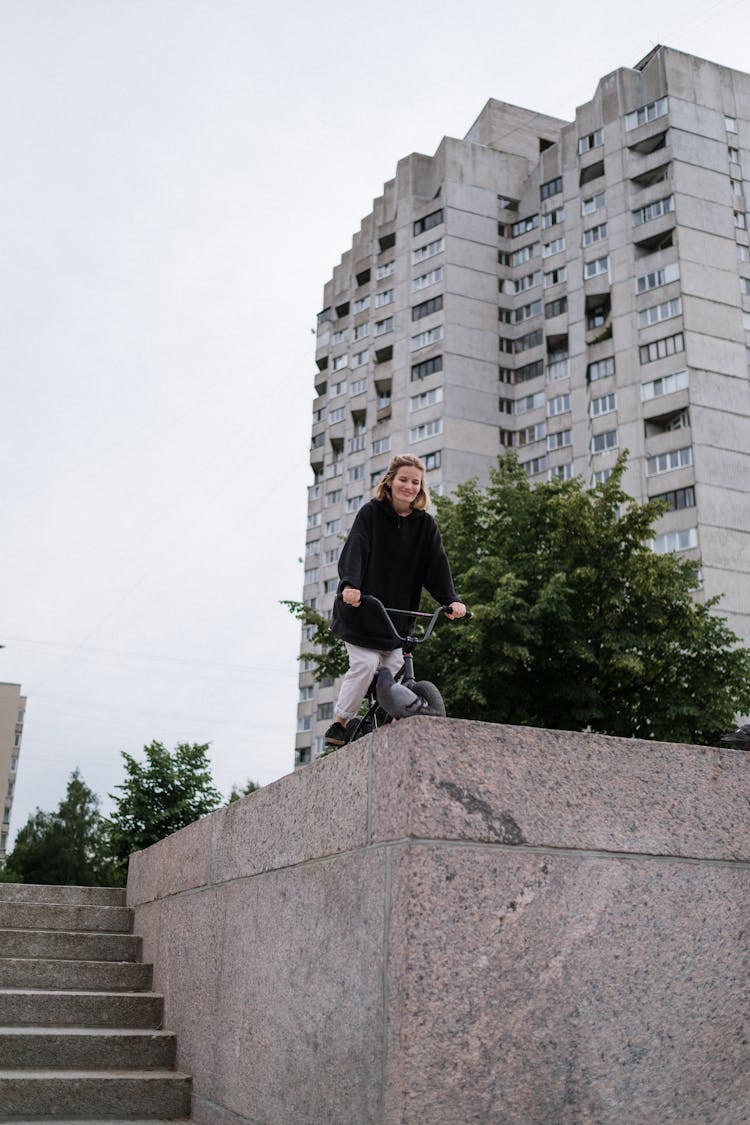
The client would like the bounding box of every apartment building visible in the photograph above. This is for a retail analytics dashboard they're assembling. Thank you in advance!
[296,45,750,765]
[0,683,26,861]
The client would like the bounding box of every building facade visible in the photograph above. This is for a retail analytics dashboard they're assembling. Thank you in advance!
[296,46,750,765]
[0,683,26,861]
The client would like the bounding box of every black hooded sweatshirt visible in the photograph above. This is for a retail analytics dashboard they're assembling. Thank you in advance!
[330,498,460,651]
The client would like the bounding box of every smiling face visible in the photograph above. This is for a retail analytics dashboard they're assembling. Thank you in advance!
[389,465,424,514]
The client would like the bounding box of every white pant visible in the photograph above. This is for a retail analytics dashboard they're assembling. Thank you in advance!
[335,643,404,721]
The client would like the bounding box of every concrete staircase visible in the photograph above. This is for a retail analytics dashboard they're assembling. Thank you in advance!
[0,882,191,1122]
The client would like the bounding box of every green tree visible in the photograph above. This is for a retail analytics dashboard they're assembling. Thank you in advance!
[418,453,750,744]
[106,741,222,883]
[227,779,261,804]
[3,769,115,886]
[281,599,347,681]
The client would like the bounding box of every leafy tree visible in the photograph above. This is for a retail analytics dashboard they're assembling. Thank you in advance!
[418,453,750,745]
[281,599,347,681]
[3,769,115,886]
[227,779,261,804]
[106,741,222,883]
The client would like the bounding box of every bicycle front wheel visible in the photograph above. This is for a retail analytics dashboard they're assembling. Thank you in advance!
[411,680,446,717]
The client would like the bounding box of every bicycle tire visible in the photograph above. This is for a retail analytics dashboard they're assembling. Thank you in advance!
[411,680,446,717]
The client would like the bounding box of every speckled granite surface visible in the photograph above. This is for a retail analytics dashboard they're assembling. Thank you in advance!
[128,719,750,1124]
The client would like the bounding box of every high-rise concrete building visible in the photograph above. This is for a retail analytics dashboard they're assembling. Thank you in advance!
[296,45,750,765]
[0,683,26,860]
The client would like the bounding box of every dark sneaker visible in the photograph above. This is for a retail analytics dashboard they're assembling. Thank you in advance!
[324,721,348,747]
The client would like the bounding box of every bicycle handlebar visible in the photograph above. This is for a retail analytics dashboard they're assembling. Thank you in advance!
[338,593,471,646]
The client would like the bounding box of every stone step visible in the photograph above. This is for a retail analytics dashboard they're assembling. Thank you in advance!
[0,884,126,908]
[0,1069,191,1120]
[0,989,164,1029]
[0,927,140,962]
[0,1121,191,1124]
[0,1027,177,1070]
[0,957,152,992]
[0,902,133,934]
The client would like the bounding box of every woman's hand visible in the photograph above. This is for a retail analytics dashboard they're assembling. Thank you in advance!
[342,587,362,607]
[445,601,466,619]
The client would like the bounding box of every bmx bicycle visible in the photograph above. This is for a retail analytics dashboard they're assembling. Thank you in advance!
[337,594,471,746]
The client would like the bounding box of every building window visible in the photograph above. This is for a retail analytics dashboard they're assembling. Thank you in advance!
[587,356,615,382]
[305,539,320,557]
[351,349,369,369]
[328,407,345,424]
[540,176,563,201]
[633,195,674,226]
[544,265,566,288]
[578,128,603,154]
[323,577,338,594]
[549,463,574,482]
[625,97,668,131]
[411,355,443,381]
[652,528,697,553]
[376,261,395,280]
[544,296,567,319]
[515,299,543,323]
[411,324,444,351]
[511,242,541,267]
[638,297,682,328]
[372,436,391,455]
[640,369,689,400]
[347,465,365,482]
[515,270,542,293]
[646,446,692,475]
[729,145,741,164]
[409,418,443,443]
[297,714,313,732]
[582,222,607,247]
[324,518,341,535]
[590,392,617,417]
[635,262,680,293]
[639,332,684,365]
[522,455,548,477]
[735,211,748,230]
[353,295,370,314]
[410,386,443,412]
[331,354,348,372]
[412,237,444,264]
[413,266,443,291]
[583,255,609,279]
[303,567,319,585]
[516,391,546,415]
[511,214,539,237]
[581,191,605,215]
[307,512,322,529]
[412,295,443,321]
[324,488,342,507]
[547,428,571,450]
[353,323,369,341]
[350,378,367,397]
[547,393,570,416]
[413,209,443,237]
[423,450,442,471]
[345,495,363,513]
[331,328,348,344]
[518,421,546,447]
[725,115,738,133]
[543,237,566,258]
[653,485,696,511]
[541,207,564,229]
[374,288,394,308]
[331,379,347,396]
[591,429,618,453]
[375,317,393,336]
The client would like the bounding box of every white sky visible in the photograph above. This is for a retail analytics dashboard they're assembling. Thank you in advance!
[2,0,749,845]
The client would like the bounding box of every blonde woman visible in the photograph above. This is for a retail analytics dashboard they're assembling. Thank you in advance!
[326,454,465,746]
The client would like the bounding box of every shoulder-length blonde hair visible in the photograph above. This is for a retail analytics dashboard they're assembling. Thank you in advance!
[373,454,430,510]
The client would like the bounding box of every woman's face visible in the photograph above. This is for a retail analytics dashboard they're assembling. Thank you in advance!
[390,465,423,510]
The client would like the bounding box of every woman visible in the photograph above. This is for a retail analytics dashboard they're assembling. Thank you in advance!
[325,454,465,746]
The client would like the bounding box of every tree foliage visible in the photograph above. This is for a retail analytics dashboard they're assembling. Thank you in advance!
[281,599,347,681]
[227,778,261,804]
[3,769,115,886]
[106,741,222,883]
[416,453,750,744]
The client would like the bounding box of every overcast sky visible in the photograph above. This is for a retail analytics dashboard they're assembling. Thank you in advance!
[2,0,749,845]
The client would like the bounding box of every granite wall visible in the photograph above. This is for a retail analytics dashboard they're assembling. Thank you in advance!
[126,719,750,1124]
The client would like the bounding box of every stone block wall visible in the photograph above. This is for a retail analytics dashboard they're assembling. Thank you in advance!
[126,719,750,1124]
